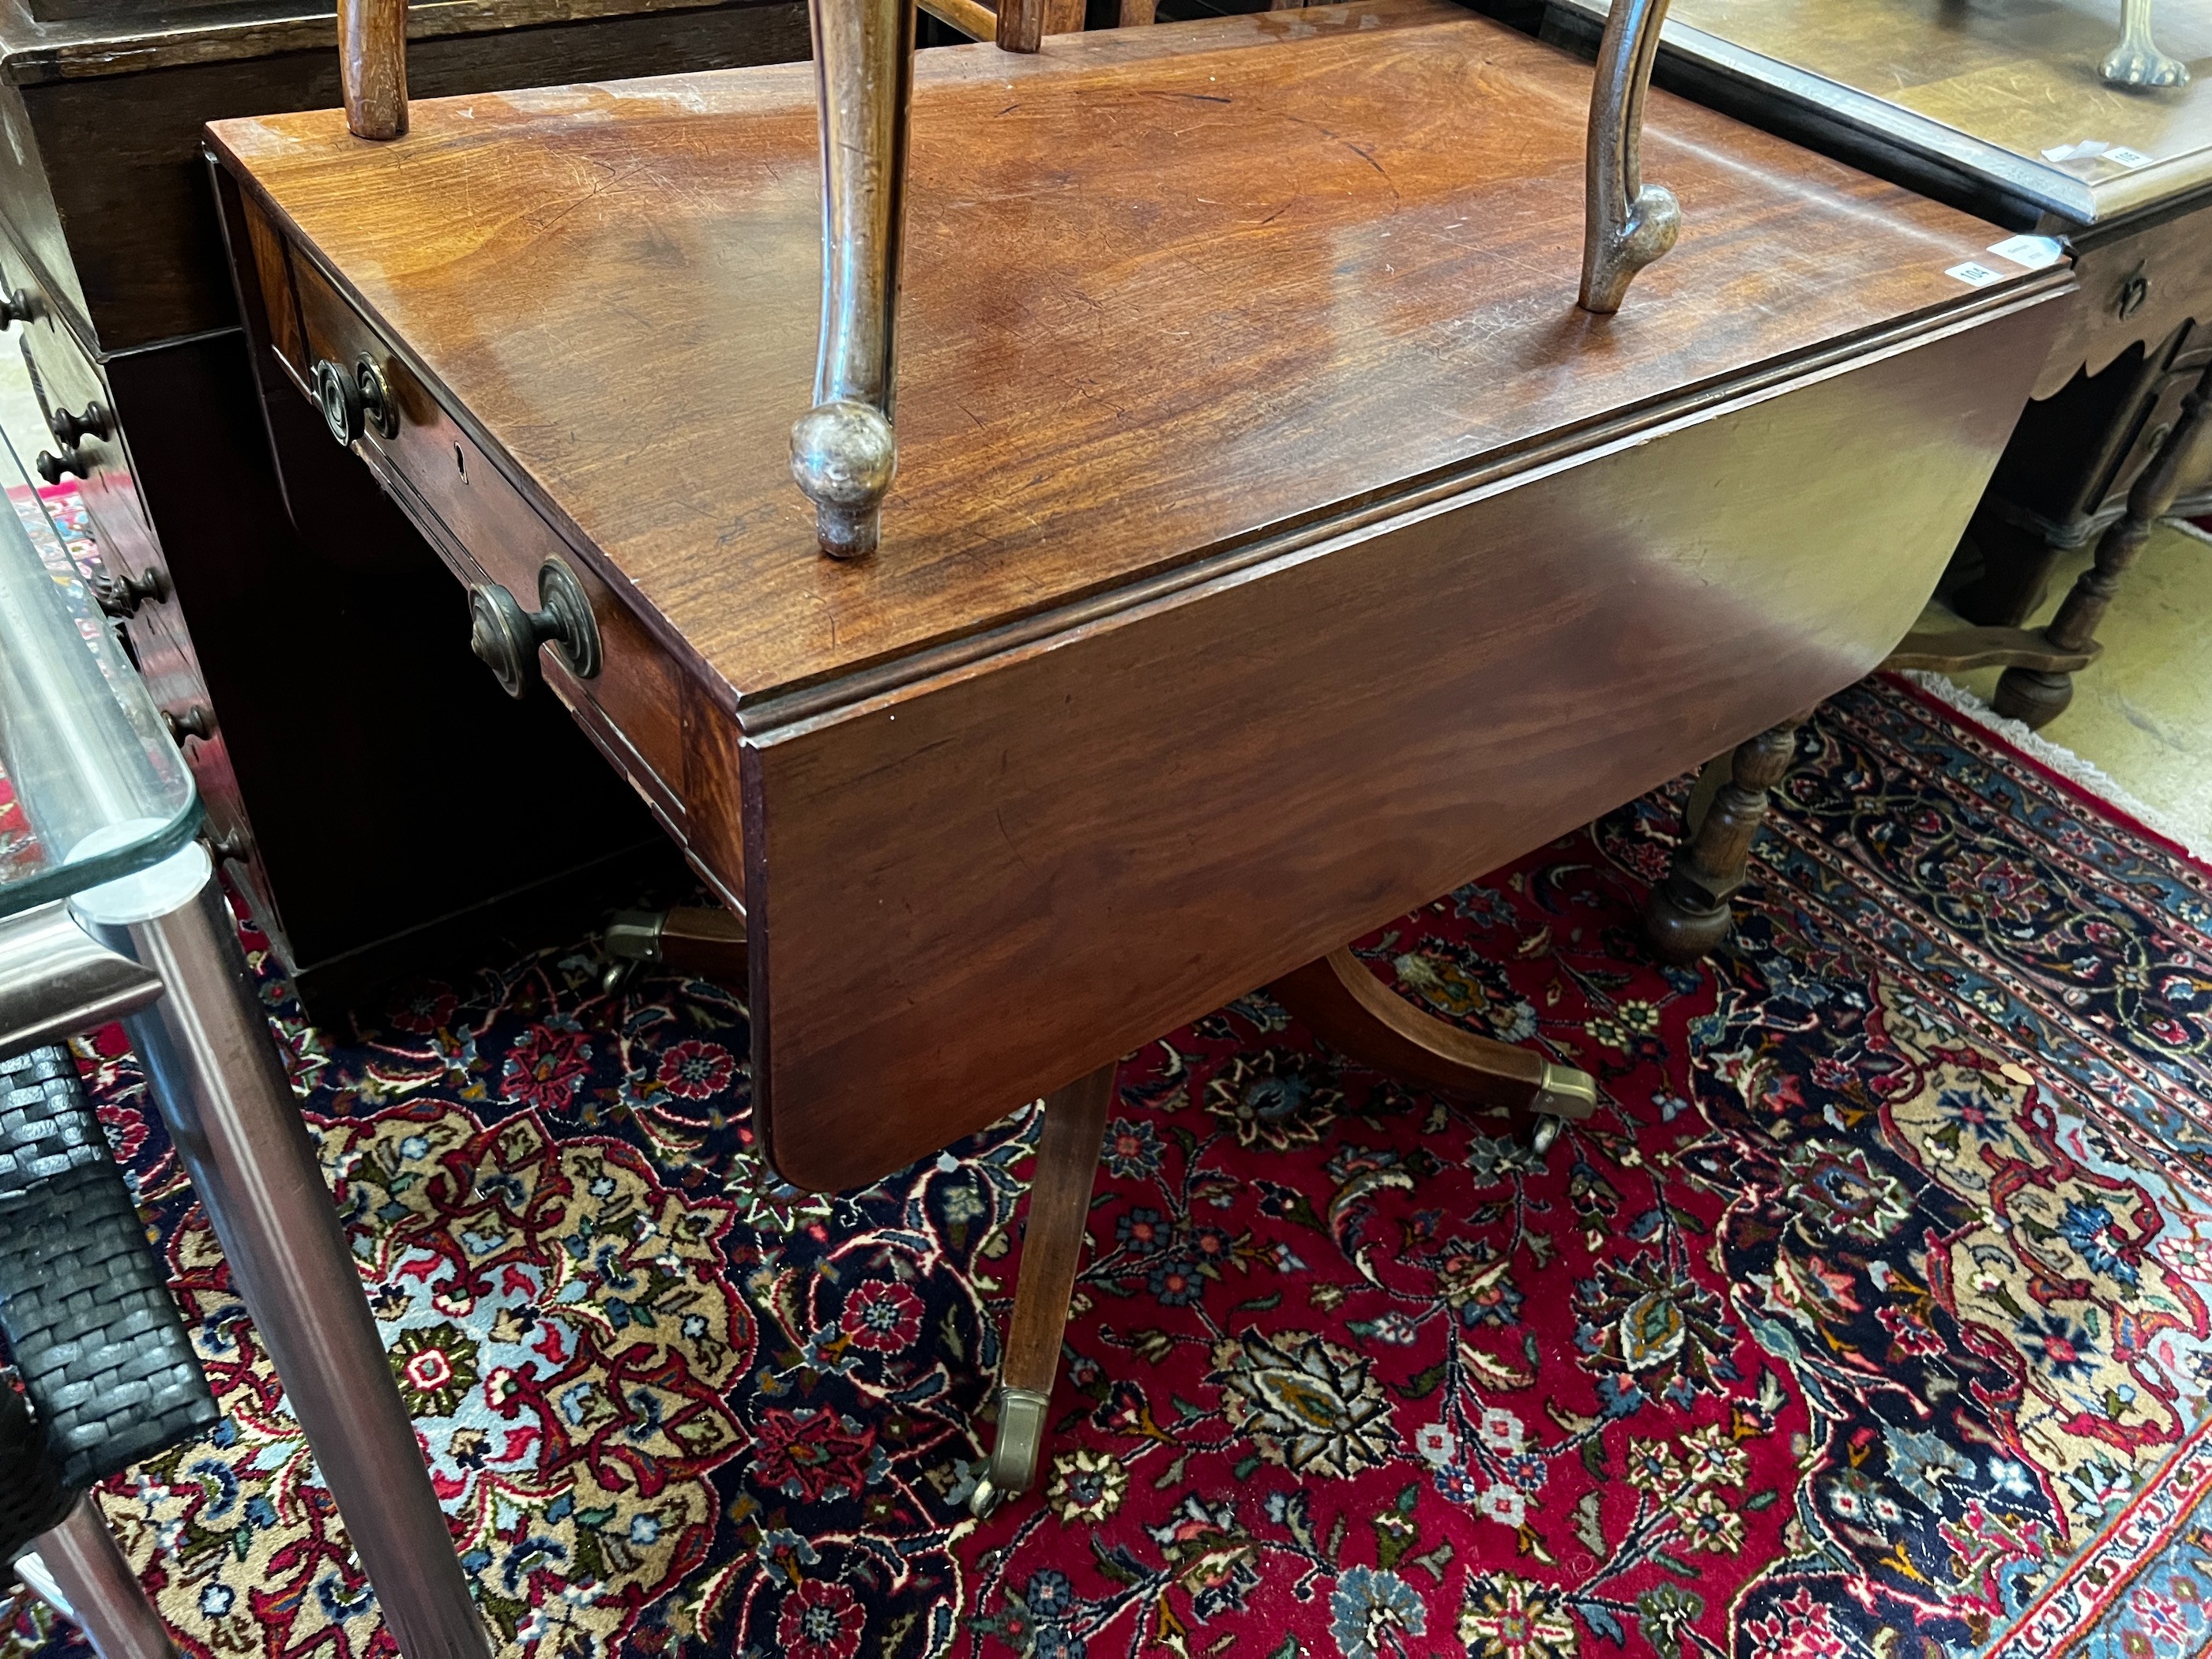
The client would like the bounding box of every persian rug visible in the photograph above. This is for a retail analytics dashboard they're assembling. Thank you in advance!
[6,670,2212,1659]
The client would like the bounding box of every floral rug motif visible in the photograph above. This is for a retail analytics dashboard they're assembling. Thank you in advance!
[5,672,2212,1659]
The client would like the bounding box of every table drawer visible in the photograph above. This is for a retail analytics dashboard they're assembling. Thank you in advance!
[2045,190,2212,397]
[284,251,702,853]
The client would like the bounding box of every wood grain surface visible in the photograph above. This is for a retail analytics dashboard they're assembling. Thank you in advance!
[214,0,2069,1190]
[211,0,2054,709]
[738,293,2060,1187]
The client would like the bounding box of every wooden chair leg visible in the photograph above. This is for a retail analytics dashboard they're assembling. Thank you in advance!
[1993,358,2211,728]
[971,1062,1115,1518]
[1267,949,1595,1150]
[1643,717,1801,963]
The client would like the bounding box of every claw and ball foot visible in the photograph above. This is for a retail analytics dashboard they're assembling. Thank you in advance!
[1644,719,1801,963]
[2102,0,2190,87]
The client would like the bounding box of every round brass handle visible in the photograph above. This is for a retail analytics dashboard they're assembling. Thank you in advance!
[468,558,602,699]
[313,357,363,445]
[49,401,110,446]
[36,445,88,483]
[205,825,251,863]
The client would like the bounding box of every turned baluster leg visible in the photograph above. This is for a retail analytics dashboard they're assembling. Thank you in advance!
[1644,718,1801,963]
[790,0,916,559]
[969,1063,1115,1519]
[1996,359,2211,728]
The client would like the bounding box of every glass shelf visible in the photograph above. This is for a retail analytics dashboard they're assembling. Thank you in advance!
[0,439,199,920]
[1553,0,2212,224]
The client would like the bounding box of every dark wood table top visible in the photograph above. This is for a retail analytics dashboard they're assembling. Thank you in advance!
[209,0,2041,715]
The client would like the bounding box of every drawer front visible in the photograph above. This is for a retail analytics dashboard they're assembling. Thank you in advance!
[288,256,702,849]
[0,250,284,939]
[2090,325,2212,521]
[122,599,267,901]
[2045,194,2212,397]
[5,267,149,562]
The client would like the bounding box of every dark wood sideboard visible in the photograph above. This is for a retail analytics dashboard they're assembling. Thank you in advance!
[0,0,819,1018]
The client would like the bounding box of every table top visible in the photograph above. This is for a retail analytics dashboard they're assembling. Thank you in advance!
[0,442,198,920]
[1553,0,2212,225]
[209,0,2050,714]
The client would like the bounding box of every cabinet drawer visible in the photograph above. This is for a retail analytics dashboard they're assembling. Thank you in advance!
[287,255,698,845]
[3,265,147,564]
[2046,191,2212,397]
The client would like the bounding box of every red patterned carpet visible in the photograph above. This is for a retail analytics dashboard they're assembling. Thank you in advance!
[7,671,2212,1659]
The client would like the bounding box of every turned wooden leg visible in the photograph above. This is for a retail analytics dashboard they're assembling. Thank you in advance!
[788,0,915,558]
[1995,359,2211,728]
[1268,949,1596,1151]
[971,1063,1115,1518]
[1644,718,1800,963]
[600,905,748,992]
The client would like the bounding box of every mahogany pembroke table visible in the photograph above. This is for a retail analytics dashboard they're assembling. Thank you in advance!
[205,0,2067,1646]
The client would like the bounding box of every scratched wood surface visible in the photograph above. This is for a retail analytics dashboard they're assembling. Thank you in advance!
[209,0,2041,710]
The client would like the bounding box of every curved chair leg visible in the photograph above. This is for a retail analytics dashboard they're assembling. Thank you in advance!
[1994,359,2211,728]
[1267,948,1597,1151]
[1644,717,1802,963]
[970,1062,1115,1519]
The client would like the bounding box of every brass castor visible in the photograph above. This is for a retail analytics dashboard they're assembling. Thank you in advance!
[968,1386,1050,1519]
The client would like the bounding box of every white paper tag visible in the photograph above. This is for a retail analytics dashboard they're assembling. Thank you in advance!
[2042,139,2107,163]
[1987,234,2066,270]
[2105,145,2155,169]
[1947,261,2006,288]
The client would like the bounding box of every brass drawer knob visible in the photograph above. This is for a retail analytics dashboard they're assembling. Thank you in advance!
[314,354,398,444]
[36,445,88,483]
[93,565,170,619]
[49,401,110,446]
[467,558,601,698]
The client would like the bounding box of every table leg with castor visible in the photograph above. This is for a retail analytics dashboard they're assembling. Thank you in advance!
[969,1062,1115,1519]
